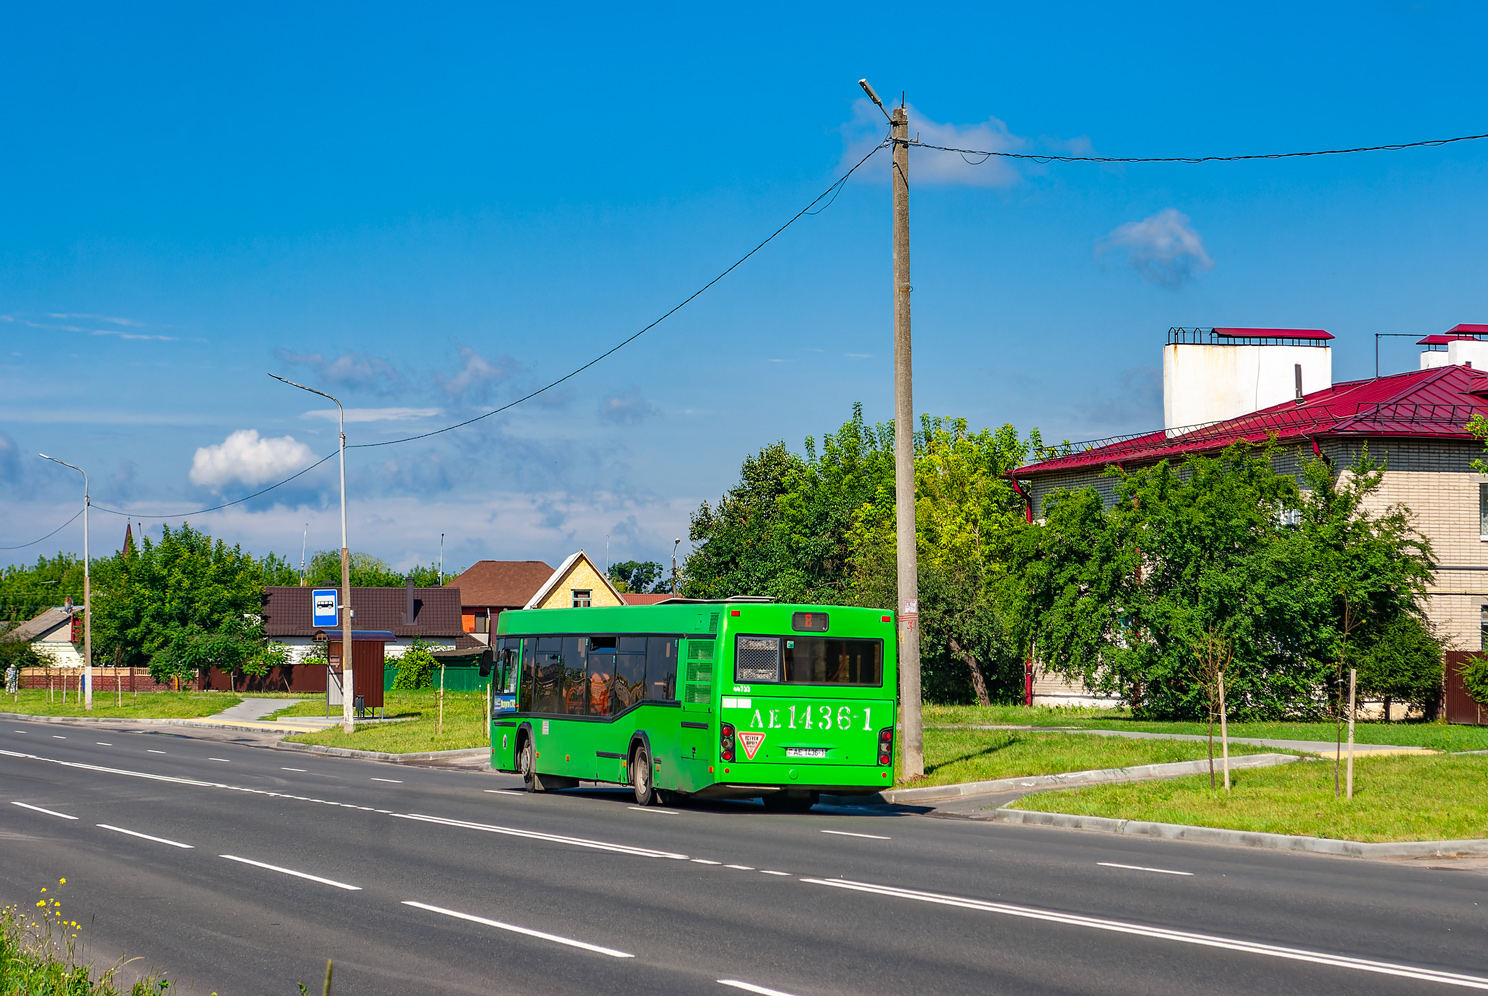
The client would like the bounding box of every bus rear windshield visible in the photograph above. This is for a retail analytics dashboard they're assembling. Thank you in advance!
[734,635,883,687]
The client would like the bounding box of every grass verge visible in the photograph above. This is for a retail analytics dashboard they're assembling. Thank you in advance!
[1009,753,1488,843]
[283,689,487,753]
[2,880,168,995]
[267,697,419,720]
[0,689,240,720]
[904,728,1287,788]
[923,704,1488,752]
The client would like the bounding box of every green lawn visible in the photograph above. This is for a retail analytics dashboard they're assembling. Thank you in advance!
[0,689,240,719]
[923,704,1488,751]
[283,689,487,753]
[1011,753,1488,843]
[906,728,1288,788]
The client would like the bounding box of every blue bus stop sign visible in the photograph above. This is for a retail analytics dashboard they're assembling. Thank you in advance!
[312,588,339,628]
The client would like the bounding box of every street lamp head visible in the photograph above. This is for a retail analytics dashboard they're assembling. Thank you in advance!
[859,79,892,121]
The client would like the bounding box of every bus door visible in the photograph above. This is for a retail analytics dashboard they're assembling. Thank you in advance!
[678,637,717,792]
[489,637,522,770]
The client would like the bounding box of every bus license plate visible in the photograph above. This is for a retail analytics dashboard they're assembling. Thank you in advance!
[786,748,828,759]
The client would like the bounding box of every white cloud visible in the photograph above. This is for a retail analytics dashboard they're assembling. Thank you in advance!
[274,349,404,393]
[189,429,315,490]
[841,99,1061,187]
[302,407,443,423]
[598,388,658,425]
[1096,208,1214,288]
[438,345,519,402]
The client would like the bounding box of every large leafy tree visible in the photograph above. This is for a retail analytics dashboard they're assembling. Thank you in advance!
[0,553,85,626]
[305,550,439,587]
[609,560,666,594]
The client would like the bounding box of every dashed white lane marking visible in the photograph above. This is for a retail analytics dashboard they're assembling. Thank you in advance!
[819,829,890,840]
[11,801,77,820]
[403,901,633,958]
[52,735,66,739]
[759,870,791,876]
[98,823,193,849]
[208,758,231,763]
[628,805,679,814]
[394,813,689,860]
[147,749,167,754]
[220,855,361,891]
[718,980,801,996]
[801,877,1488,990]
[691,859,722,865]
[725,864,755,871]
[281,767,307,772]
[483,789,523,796]
[370,777,402,783]
[12,731,25,734]
[96,742,112,746]
[1098,862,1193,877]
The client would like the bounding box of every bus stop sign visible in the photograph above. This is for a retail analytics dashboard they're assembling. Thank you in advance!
[312,588,338,628]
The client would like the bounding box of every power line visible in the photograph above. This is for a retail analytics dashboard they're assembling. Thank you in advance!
[0,508,84,551]
[69,135,893,520]
[912,130,1488,166]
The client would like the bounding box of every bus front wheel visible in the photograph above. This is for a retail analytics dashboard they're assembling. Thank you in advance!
[632,744,664,806]
[519,737,539,793]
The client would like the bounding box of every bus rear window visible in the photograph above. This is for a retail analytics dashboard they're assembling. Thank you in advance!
[733,635,882,687]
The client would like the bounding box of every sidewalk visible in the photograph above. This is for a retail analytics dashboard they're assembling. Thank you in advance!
[186,696,335,735]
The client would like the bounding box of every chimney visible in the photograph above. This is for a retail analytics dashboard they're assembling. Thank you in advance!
[1294,363,1304,404]
[1163,327,1333,435]
[404,578,415,625]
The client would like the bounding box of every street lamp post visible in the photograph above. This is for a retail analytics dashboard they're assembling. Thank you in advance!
[270,374,355,734]
[39,454,91,710]
[671,538,681,596]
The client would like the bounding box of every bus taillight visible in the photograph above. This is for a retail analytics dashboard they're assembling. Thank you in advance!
[720,722,736,763]
[877,726,894,766]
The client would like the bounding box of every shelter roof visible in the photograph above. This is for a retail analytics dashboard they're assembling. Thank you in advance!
[446,560,555,608]
[1015,364,1488,477]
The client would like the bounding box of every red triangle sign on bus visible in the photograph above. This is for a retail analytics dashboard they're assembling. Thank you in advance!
[738,731,766,760]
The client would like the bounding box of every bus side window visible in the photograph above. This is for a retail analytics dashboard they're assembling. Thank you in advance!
[519,637,536,712]
[587,651,616,717]
[645,637,679,701]
[561,636,587,715]
[534,637,563,713]
[613,644,646,711]
[499,638,521,694]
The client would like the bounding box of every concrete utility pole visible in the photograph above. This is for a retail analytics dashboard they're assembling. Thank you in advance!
[861,78,923,778]
[40,454,91,710]
[272,374,355,734]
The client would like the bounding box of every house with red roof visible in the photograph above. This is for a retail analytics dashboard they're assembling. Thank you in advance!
[1011,325,1488,717]
[446,560,556,643]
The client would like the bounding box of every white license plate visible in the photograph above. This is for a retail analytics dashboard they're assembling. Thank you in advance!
[786,747,828,759]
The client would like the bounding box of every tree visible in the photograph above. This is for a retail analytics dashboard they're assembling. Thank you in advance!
[1354,615,1442,719]
[0,553,85,626]
[609,561,665,594]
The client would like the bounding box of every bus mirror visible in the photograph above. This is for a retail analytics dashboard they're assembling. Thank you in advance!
[478,653,493,678]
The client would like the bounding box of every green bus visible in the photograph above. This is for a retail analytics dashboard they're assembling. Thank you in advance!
[485,600,897,811]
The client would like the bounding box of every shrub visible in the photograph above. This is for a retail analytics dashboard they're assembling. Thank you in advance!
[392,638,436,690]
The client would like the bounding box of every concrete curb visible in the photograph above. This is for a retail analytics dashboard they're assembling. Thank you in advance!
[272,741,491,763]
[878,752,1303,805]
[987,808,1488,858]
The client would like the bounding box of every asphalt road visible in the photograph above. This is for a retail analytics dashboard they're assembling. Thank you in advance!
[2,718,1486,996]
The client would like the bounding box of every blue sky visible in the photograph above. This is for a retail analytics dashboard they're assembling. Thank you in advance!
[4,1,1488,572]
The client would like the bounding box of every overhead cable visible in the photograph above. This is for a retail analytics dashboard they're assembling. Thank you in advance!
[91,453,338,519]
[913,130,1488,166]
[0,508,84,551]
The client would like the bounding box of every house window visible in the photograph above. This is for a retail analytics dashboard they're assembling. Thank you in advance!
[474,612,489,634]
[1482,607,1488,652]
[571,589,592,608]
[1480,484,1488,540]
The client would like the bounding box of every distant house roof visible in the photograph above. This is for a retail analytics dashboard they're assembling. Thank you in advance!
[621,592,673,606]
[1212,327,1333,341]
[523,551,625,610]
[446,560,555,609]
[1016,364,1488,478]
[3,607,72,643]
[262,586,479,647]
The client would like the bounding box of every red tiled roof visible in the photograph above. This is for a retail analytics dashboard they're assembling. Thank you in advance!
[446,560,554,609]
[621,592,673,605]
[1016,364,1488,477]
[1214,327,1333,340]
[262,586,465,638]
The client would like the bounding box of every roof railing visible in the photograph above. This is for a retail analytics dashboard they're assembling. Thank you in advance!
[1166,327,1333,347]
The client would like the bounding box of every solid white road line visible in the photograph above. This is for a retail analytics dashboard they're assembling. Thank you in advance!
[370,777,402,783]
[394,813,689,860]
[691,859,722,865]
[11,801,77,820]
[219,855,362,891]
[402,901,633,958]
[98,824,193,849]
[819,829,890,840]
[801,877,1488,990]
[628,805,679,814]
[281,767,307,772]
[483,789,523,796]
[147,749,166,754]
[1098,862,1193,877]
[718,980,801,996]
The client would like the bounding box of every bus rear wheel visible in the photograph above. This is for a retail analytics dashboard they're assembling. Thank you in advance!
[632,744,663,806]
[762,791,819,813]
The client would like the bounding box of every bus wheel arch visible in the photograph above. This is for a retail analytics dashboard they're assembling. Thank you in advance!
[516,724,540,793]
[629,733,666,807]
